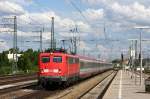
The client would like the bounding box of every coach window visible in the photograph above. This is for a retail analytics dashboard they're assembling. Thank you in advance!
[68,57,72,64]
[42,56,50,63]
[75,58,79,63]
[73,58,76,63]
[53,56,62,63]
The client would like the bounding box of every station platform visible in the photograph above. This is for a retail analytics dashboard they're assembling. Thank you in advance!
[103,70,150,99]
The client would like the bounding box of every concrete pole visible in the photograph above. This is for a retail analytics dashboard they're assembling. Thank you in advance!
[131,40,134,79]
[135,40,138,85]
[140,31,143,85]
[51,17,54,50]
[12,16,17,73]
[40,30,42,52]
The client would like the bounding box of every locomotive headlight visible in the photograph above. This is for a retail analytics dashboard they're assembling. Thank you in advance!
[53,69,61,73]
[53,69,59,73]
[43,69,49,73]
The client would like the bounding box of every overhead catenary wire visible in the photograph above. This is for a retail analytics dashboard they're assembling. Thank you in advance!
[69,0,91,25]
[67,0,113,48]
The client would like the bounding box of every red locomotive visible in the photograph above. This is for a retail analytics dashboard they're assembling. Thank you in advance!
[38,49,112,87]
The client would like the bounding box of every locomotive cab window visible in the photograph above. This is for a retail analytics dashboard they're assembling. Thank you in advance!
[68,57,79,64]
[53,56,62,63]
[42,56,50,63]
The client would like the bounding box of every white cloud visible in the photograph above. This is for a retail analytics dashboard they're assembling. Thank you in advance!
[17,10,92,39]
[96,44,109,51]
[13,0,33,6]
[76,21,91,31]
[111,2,150,22]
[0,0,34,6]
[0,41,9,51]
[0,0,93,42]
[0,1,26,15]
[96,44,111,60]
[78,41,91,50]
[18,11,59,25]
[82,0,103,5]
[83,8,104,21]
[59,18,75,30]
[0,28,13,33]
[84,0,150,24]
[17,31,51,42]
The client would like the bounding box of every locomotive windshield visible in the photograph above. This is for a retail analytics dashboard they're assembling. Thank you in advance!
[53,56,62,63]
[42,56,50,63]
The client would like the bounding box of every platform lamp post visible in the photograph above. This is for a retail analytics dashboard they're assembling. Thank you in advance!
[128,39,135,78]
[134,26,150,85]
[128,39,138,84]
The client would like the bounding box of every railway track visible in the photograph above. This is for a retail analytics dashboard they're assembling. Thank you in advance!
[0,73,37,85]
[0,80,37,95]
[79,71,117,99]
[0,73,37,97]
[52,70,117,99]
[0,71,115,99]
[0,73,36,79]
[9,70,117,99]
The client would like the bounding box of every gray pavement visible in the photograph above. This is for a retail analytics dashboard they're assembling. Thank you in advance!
[103,70,150,99]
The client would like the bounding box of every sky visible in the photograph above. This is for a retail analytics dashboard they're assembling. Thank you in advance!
[1,0,150,61]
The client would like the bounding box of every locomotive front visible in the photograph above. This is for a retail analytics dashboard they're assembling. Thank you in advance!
[38,51,80,87]
[38,52,68,87]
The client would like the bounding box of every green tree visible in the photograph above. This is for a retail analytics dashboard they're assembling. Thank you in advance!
[17,49,39,73]
[18,53,32,73]
[0,51,11,74]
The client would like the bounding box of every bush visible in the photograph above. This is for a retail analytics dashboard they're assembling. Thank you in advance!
[0,66,12,75]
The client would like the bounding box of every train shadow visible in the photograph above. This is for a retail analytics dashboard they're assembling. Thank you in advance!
[23,83,67,91]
